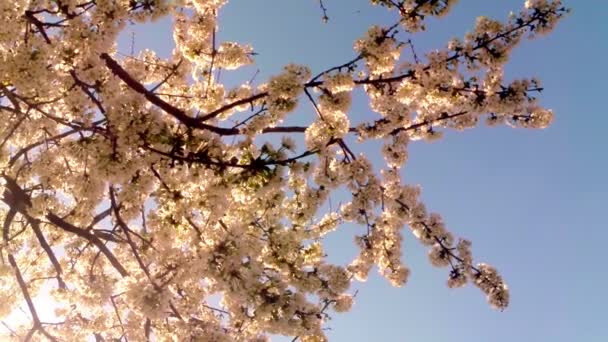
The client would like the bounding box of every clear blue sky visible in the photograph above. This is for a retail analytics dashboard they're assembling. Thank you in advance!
[119,1,607,341]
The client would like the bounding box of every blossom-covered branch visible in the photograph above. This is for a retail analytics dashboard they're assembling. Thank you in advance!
[0,0,567,340]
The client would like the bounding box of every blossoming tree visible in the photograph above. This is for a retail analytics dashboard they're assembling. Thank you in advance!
[0,0,567,340]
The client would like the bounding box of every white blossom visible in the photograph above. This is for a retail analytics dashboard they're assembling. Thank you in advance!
[0,0,567,340]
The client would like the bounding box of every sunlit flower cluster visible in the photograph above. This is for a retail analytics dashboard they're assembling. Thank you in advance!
[0,0,566,340]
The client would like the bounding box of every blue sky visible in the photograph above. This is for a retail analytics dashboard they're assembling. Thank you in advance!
[119,1,607,341]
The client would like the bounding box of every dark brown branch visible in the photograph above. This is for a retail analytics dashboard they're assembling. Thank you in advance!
[318,0,329,22]
[391,111,469,135]
[0,174,64,289]
[198,92,268,122]
[109,187,157,287]
[0,111,28,150]
[144,318,151,341]
[69,70,106,114]
[150,59,184,93]
[0,84,22,111]
[24,11,52,44]
[8,121,105,167]
[28,217,67,289]
[110,295,128,340]
[86,207,112,230]
[2,175,129,277]
[2,209,53,341]
[9,252,41,338]
[100,53,234,135]
[46,212,129,277]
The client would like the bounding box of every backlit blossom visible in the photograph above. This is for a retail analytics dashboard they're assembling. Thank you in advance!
[0,0,566,340]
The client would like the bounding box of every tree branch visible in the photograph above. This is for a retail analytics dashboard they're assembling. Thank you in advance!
[1,175,129,277]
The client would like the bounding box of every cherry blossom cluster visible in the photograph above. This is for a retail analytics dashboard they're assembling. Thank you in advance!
[0,0,567,341]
